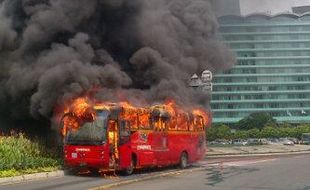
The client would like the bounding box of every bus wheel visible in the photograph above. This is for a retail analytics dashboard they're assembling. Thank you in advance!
[89,168,99,175]
[64,168,78,175]
[123,159,134,175]
[179,152,188,169]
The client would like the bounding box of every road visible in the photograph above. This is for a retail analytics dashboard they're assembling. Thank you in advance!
[112,154,310,190]
[2,154,310,190]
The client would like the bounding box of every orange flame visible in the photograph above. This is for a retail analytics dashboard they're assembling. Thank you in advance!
[57,94,210,136]
[60,97,96,136]
[192,109,209,126]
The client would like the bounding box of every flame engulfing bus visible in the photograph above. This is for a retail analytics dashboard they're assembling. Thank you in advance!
[61,98,210,175]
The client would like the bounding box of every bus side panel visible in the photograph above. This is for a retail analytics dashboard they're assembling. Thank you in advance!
[188,132,198,163]
[131,131,156,167]
[167,133,178,163]
[198,132,206,160]
[189,132,206,162]
[137,151,156,166]
[152,131,170,166]
[118,144,131,169]
[168,132,192,164]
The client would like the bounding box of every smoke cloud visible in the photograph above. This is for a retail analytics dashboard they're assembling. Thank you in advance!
[0,0,235,127]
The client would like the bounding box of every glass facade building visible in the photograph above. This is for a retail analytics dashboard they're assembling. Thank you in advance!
[211,14,310,123]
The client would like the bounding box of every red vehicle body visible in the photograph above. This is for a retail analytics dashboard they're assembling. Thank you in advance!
[63,103,210,175]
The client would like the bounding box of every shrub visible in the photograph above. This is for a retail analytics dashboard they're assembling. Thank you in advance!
[0,133,60,172]
[207,123,310,141]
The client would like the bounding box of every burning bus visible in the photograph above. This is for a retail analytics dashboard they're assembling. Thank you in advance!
[60,98,210,175]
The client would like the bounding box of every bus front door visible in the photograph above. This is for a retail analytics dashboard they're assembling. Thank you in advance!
[118,120,132,170]
[108,120,119,169]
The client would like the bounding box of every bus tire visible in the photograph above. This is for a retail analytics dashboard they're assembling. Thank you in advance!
[89,168,99,175]
[122,154,136,176]
[122,159,134,175]
[179,152,188,169]
[64,168,78,175]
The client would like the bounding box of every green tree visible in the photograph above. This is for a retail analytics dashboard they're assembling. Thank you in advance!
[233,130,248,139]
[247,128,260,138]
[217,124,231,140]
[278,122,293,128]
[261,127,280,138]
[206,124,231,141]
[237,112,276,130]
[206,127,217,141]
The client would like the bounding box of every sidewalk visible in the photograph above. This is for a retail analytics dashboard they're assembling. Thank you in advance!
[0,170,64,185]
[207,144,310,156]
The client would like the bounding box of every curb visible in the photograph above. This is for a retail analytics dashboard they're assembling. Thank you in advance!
[0,170,64,186]
[88,167,204,190]
[206,150,310,159]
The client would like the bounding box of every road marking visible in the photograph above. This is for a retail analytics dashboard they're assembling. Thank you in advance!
[208,158,276,167]
[88,167,203,190]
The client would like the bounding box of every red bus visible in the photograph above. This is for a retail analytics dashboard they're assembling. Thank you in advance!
[62,102,210,175]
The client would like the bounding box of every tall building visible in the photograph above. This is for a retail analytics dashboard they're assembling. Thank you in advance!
[212,0,310,17]
[211,1,310,123]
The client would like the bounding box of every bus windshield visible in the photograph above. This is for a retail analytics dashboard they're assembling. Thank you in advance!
[65,110,109,145]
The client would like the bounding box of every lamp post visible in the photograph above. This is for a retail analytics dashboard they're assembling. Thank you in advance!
[189,70,213,93]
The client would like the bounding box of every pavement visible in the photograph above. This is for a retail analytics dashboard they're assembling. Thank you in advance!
[0,170,65,186]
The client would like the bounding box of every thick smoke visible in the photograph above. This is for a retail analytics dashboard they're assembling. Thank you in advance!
[0,0,235,128]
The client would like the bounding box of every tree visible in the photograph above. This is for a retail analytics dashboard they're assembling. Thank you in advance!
[247,128,260,138]
[237,112,276,130]
[261,127,280,138]
[233,130,248,139]
[206,123,231,141]
[217,124,231,140]
[206,127,217,141]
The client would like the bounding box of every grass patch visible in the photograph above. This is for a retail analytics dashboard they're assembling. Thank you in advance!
[0,133,62,178]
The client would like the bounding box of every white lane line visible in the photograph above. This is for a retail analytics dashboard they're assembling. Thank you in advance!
[207,159,277,167]
[225,159,277,166]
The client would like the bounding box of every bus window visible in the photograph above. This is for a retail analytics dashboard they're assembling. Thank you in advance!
[198,117,204,131]
[152,116,160,131]
[139,113,152,130]
[189,117,195,132]
[129,114,138,131]
[177,113,189,131]
[162,117,169,131]
[120,120,130,145]
[193,116,204,131]
[152,116,168,131]
[168,117,177,131]
[188,115,194,131]
[121,109,138,131]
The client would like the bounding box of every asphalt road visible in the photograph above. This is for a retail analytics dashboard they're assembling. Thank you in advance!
[0,166,204,190]
[2,154,310,190]
[111,154,310,190]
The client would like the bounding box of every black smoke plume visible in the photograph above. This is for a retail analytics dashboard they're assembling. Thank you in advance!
[0,0,235,131]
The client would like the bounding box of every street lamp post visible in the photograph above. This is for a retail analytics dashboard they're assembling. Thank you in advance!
[189,70,213,93]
